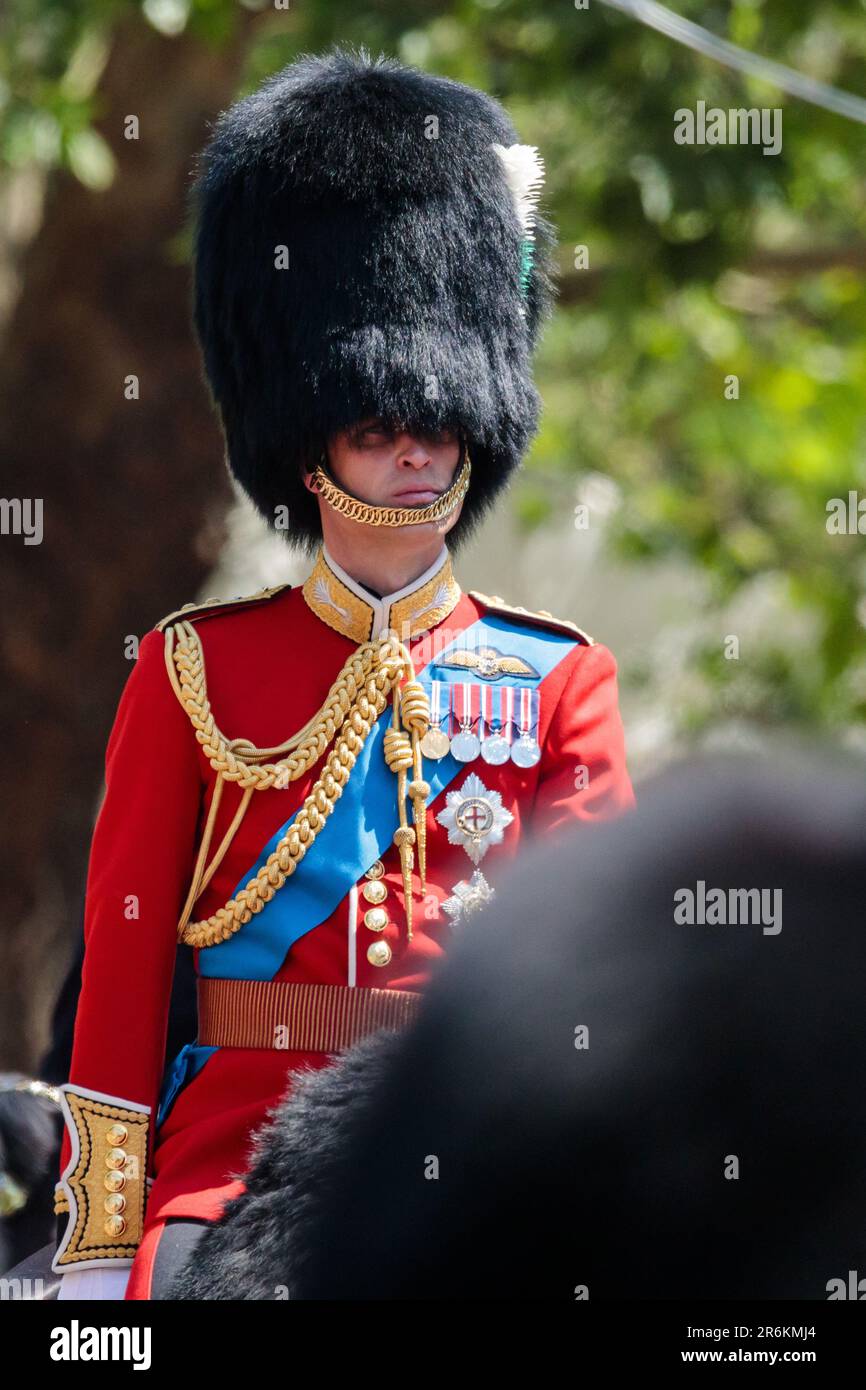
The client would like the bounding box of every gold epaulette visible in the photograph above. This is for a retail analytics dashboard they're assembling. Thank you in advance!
[155,582,292,633]
[469,590,594,645]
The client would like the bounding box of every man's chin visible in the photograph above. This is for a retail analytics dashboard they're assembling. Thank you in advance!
[389,493,445,509]
[413,507,461,540]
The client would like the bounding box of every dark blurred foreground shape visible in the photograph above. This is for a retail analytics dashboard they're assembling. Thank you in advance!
[169,754,866,1300]
[0,1076,61,1277]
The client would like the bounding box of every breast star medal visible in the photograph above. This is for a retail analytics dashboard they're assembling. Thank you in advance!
[435,771,514,865]
[449,682,481,762]
[419,679,451,760]
[479,684,512,765]
[510,686,541,767]
[441,869,495,927]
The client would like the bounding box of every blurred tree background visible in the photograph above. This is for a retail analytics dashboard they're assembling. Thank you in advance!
[1,0,865,1066]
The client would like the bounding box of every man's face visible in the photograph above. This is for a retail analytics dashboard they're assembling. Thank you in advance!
[305,417,464,535]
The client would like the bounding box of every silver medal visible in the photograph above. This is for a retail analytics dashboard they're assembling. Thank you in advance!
[449,681,480,762]
[510,686,541,767]
[450,727,481,762]
[510,732,541,767]
[479,683,510,764]
[481,732,511,764]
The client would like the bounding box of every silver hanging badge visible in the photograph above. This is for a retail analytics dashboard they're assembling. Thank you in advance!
[441,869,496,927]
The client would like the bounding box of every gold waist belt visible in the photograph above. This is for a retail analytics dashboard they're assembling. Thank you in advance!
[196,977,422,1052]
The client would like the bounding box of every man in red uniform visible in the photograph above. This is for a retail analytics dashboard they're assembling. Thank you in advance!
[53,47,634,1299]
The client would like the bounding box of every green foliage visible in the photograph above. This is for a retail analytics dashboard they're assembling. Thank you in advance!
[3,0,865,738]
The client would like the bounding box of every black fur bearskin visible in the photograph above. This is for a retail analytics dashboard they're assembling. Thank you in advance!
[190,46,556,553]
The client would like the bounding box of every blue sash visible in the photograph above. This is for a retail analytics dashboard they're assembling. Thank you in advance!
[156,1040,217,1130]
[200,613,579,980]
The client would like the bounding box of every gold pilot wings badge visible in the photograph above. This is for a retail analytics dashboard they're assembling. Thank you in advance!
[436,644,541,683]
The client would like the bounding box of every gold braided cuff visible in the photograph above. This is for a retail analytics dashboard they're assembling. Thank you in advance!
[52,1086,150,1272]
[310,451,471,527]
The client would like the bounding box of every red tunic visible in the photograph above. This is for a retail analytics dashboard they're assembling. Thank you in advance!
[58,559,633,1293]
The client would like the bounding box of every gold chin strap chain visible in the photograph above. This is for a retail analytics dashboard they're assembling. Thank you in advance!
[310,450,471,528]
[163,620,431,948]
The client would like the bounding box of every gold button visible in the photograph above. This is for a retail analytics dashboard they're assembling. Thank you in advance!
[364,906,389,932]
[104,1192,126,1215]
[106,1123,128,1146]
[367,940,392,968]
[105,1148,128,1170]
[104,1170,126,1193]
[103,1214,127,1239]
[365,859,385,880]
[362,879,387,905]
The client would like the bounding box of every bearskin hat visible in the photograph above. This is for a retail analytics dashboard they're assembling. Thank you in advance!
[190,46,556,552]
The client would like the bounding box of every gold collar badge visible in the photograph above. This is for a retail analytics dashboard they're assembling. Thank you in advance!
[302,545,462,646]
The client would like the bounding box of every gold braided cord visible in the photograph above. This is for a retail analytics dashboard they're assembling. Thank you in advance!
[383,729,414,938]
[175,771,227,938]
[164,620,367,790]
[310,451,471,528]
[162,619,431,948]
[195,782,254,899]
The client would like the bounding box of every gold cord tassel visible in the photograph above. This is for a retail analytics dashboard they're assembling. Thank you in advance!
[383,731,416,941]
[398,679,431,892]
[393,823,416,940]
[382,675,430,938]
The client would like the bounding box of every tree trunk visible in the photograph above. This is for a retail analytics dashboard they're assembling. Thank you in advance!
[0,12,259,1070]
